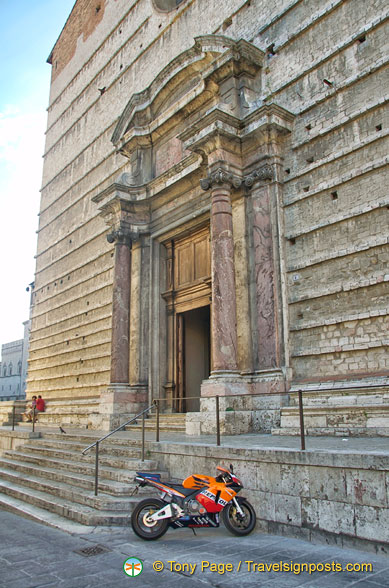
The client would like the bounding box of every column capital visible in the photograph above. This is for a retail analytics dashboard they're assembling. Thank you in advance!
[200,167,242,191]
[244,163,274,187]
[107,228,138,246]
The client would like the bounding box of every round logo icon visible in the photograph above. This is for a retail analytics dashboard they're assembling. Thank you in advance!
[123,557,143,577]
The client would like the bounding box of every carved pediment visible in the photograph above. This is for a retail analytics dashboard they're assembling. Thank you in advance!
[112,35,265,158]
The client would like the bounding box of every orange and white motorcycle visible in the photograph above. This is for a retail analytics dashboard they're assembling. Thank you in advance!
[131,464,256,540]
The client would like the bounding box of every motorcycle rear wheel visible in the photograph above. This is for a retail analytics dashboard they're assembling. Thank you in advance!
[131,498,169,541]
[222,499,256,536]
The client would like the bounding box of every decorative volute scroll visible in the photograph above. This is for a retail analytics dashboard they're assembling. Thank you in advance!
[200,167,243,191]
[244,164,274,187]
[200,164,275,191]
[106,228,140,246]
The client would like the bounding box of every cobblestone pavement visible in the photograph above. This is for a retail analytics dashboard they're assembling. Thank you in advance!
[1,509,389,588]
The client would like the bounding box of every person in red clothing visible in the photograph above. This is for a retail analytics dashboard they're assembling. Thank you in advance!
[36,395,45,413]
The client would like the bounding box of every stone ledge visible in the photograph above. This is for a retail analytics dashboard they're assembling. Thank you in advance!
[149,440,389,552]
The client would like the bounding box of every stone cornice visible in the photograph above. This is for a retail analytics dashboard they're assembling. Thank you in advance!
[242,102,295,139]
[181,103,294,157]
[179,108,241,154]
[92,182,147,205]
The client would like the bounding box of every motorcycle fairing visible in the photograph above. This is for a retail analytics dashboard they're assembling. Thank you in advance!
[183,474,215,489]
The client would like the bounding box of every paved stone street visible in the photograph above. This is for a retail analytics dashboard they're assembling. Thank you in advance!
[1,508,389,588]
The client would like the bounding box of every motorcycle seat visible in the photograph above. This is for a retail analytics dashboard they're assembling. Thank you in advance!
[166,482,196,496]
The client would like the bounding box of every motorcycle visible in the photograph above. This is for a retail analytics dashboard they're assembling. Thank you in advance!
[131,464,256,540]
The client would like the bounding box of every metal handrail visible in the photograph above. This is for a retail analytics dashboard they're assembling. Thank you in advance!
[153,383,389,450]
[80,383,388,495]
[81,402,156,496]
[154,392,294,449]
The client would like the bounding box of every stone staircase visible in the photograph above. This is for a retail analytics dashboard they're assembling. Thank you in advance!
[24,398,102,429]
[127,412,187,433]
[0,430,168,527]
[273,382,389,436]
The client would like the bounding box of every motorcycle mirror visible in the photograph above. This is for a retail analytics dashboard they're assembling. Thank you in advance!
[230,463,234,473]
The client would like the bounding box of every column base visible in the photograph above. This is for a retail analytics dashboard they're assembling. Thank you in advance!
[99,384,149,430]
[185,371,288,435]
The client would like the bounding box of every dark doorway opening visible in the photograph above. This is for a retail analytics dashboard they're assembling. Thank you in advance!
[176,305,210,412]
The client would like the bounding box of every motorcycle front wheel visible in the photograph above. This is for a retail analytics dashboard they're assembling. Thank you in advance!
[131,498,169,541]
[222,498,257,536]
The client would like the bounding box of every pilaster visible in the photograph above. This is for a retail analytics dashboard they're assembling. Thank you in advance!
[128,234,150,408]
[107,227,132,385]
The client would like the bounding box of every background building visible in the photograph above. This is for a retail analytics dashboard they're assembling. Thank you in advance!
[26,0,388,431]
[0,321,30,400]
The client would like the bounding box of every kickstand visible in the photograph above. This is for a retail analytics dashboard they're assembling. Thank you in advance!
[191,528,197,536]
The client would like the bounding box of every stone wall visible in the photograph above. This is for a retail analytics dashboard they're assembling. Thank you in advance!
[152,440,389,553]
[27,0,388,406]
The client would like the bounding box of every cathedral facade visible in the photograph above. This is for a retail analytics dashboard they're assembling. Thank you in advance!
[28,0,389,431]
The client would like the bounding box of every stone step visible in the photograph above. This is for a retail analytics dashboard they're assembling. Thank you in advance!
[0,427,170,527]
[2,450,157,483]
[279,404,389,432]
[0,479,136,526]
[12,429,144,448]
[43,431,144,445]
[0,464,137,506]
[128,423,186,432]
[30,438,145,458]
[272,426,389,437]
[0,493,98,533]
[288,388,389,408]
[0,456,158,498]
[127,414,186,432]
[21,413,101,427]
[16,443,151,468]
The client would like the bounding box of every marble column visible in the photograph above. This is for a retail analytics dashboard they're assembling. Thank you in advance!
[107,229,131,383]
[245,164,279,368]
[201,168,240,373]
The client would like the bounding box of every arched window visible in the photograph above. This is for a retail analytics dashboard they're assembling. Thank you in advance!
[18,361,22,375]
[3,365,7,378]
[9,363,13,376]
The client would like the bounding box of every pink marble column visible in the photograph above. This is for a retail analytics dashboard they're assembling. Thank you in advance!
[246,164,279,368]
[201,168,240,373]
[107,229,131,383]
